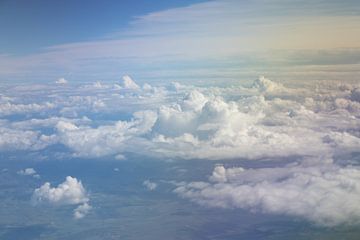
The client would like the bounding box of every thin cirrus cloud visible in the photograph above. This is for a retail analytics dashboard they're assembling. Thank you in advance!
[0,0,359,82]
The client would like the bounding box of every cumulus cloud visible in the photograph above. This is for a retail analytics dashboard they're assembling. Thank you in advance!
[1,74,359,226]
[17,168,40,179]
[174,159,360,226]
[56,77,68,84]
[0,101,55,116]
[73,203,92,219]
[252,76,286,93]
[143,180,157,191]
[0,76,359,161]
[0,126,58,151]
[32,176,91,219]
[122,75,140,89]
[32,176,89,205]
[56,110,157,157]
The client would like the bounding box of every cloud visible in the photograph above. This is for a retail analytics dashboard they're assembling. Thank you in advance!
[56,77,68,84]
[56,110,157,157]
[32,176,89,205]
[0,101,55,117]
[122,75,140,89]
[143,180,157,191]
[73,203,92,219]
[0,126,58,151]
[252,76,286,93]
[33,176,91,219]
[174,158,360,226]
[17,168,40,179]
[0,76,358,161]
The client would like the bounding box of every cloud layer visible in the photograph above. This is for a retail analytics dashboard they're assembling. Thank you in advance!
[174,158,360,226]
[1,76,359,160]
[2,75,359,225]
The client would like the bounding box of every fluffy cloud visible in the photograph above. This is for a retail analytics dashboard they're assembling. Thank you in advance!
[0,126,58,151]
[0,76,359,160]
[33,176,91,219]
[73,203,92,219]
[122,75,140,89]
[174,158,360,226]
[17,168,40,179]
[56,77,68,84]
[32,176,89,205]
[0,102,55,116]
[56,110,157,157]
[251,76,286,93]
[143,180,157,191]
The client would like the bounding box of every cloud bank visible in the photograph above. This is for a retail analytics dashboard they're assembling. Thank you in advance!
[174,158,360,226]
[1,76,359,160]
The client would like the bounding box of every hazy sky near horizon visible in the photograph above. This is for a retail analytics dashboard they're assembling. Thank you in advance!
[0,0,359,83]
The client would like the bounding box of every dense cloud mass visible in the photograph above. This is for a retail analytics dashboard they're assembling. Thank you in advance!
[2,76,360,225]
[174,159,360,226]
[2,76,358,160]
[0,76,360,159]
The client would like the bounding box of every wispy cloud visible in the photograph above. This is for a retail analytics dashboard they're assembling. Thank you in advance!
[0,0,359,83]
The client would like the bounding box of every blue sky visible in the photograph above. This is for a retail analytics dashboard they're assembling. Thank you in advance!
[0,0,359,84]
[0,0,206,54]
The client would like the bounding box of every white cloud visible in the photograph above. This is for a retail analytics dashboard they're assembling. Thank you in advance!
[33,176,91,219]
[56,110,157,157]
[17,168,40,178]
[32,176,89,205]
[252,76,286,93]
[174,158,360,226]
[56,77,68,84]
[0,76,359,161]
[0,101,55,116]
[0,126,58,151]
[73,203,92,219]
[143,180,157,191]
[122,75,140,89]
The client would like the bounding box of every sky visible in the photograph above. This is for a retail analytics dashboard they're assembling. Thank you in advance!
[0,1,360,239]
[0,0,359,84]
